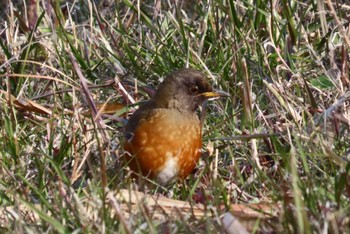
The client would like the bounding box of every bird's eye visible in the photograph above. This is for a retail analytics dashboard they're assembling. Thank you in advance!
[190,86,199,94]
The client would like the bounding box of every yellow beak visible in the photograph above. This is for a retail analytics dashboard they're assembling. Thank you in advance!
[201,89,230,98]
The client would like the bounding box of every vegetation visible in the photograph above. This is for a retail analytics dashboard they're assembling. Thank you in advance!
[0,0,349,233]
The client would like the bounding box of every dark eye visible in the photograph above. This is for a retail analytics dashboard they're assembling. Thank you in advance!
[190,86,199,94]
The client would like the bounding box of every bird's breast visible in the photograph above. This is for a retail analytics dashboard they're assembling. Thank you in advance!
[124,108,202,185]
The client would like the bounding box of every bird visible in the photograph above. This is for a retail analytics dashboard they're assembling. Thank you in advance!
[123,68,229,186]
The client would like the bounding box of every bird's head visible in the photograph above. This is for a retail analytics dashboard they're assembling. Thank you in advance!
[153,68,229,112]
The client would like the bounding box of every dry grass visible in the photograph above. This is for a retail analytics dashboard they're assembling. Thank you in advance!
[0,0,350,233]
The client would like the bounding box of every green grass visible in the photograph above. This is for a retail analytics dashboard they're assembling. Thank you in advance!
[1,0,350,233]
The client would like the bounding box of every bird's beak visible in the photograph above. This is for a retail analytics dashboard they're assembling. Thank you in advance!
[201,89,230,98]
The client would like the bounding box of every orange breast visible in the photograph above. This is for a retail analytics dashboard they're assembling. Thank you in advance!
[124,109,202,185]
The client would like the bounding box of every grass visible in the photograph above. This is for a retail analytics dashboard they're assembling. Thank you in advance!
[1,0,350,233]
